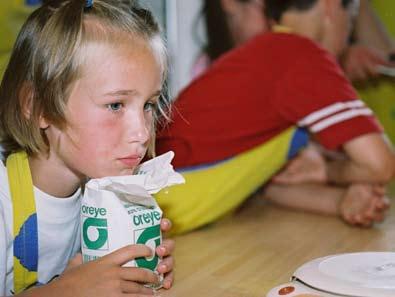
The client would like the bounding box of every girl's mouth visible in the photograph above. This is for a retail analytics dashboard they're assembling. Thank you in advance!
[118,155,142,167]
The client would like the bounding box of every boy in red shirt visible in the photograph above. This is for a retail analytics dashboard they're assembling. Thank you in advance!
[156,0,394,234]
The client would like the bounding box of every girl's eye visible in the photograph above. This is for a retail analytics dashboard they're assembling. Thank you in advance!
[144,101,156,112]
[107,102,123,112]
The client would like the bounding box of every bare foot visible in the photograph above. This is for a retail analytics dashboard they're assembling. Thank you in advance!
[340,184,390,227]
[272,145,327,184]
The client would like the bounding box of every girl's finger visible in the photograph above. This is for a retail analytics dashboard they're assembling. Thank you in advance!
[161,271,174,290]
[101,245,153,266]
[120,267,159,285]
[157,256,174,274]
[120,280,154,295]
[160,218,172,232]
[156,239,175,257]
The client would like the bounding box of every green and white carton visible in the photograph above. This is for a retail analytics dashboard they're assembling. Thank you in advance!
[81,151,184,285]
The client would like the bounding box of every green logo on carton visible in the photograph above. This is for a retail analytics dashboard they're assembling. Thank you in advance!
[135,225,161,270]
[83,217,108,250]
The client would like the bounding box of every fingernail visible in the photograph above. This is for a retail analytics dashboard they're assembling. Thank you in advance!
[158,264,167,272]
[164,279,172,289]
[158,246,166,254]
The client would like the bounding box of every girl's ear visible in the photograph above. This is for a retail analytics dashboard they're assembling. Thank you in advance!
[19,82,35,119]
[19,82,49,129]
[39,115,50,130]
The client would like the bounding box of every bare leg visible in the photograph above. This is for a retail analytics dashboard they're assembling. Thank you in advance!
[262,183,390,227]
[262,183,344,216]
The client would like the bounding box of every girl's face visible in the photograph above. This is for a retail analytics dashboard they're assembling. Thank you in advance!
[44,39,162,179]
[237,0,267,44]
[224,0,268,46]
[322,0,359,57]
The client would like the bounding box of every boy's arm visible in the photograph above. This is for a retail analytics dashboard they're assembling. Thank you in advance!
[341,0,394,82]
[327,133,395,184]
[273,133,395,185]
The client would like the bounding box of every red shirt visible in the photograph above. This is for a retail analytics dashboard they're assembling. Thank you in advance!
[157,32,381,168]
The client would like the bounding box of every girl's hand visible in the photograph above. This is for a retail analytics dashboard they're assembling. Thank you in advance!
[64,253,83,273]
[157,218,175,289]
[34,218,175,297]
[47,245,159,297]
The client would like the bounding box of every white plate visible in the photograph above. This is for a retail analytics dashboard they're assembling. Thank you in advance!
[293,252,395,297]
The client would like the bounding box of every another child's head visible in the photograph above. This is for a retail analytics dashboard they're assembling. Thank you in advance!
[202,0,267,61]
[0,0,169,177]
[265,0,359,56]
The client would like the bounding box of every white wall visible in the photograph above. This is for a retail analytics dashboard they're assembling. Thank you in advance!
[166,0,205,98]
[140,0,206,98]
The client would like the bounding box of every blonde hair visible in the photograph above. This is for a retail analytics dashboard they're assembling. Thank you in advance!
[0,0,169,160]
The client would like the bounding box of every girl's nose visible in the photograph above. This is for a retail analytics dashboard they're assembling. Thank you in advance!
[127,111,151,144]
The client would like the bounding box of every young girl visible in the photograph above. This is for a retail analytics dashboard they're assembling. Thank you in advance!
[0,0,174,296]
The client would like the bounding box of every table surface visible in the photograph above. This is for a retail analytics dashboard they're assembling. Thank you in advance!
[160,193,395,297]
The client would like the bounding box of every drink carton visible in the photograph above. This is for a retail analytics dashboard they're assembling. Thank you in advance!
[81,152,184,287]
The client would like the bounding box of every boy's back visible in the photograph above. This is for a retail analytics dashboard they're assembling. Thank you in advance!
[157,32,380,168]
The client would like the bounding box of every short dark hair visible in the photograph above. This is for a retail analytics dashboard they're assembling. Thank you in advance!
[265,0,355,22]
[202,0,234,61]
[196,0,254,61]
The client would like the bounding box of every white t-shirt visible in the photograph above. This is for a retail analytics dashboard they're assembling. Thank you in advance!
[0,161,81,296]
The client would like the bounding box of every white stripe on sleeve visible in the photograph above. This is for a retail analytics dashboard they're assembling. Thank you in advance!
[298,100,365,126]
[310,108,373,133]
